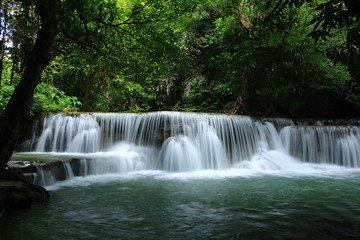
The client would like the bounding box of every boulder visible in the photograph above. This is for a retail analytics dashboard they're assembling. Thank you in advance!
[0,168,49,216]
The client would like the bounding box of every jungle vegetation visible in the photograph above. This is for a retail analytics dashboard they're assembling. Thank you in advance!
[1,0,359,118]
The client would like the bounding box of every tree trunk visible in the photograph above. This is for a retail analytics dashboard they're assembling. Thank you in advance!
[10,51,17,85]
[0,4,56,176]
[234,3,252,33]
[0,5,7,86]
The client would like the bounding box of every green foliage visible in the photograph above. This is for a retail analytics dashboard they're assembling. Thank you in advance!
[0,82,81,115]
[90,75,151,112]
[183,81,233,112]
[0,85,15,110]
[346,84,360,107]
[31,82,82,115]
[2,0,360,118]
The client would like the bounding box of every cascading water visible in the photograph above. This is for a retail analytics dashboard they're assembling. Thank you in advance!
[20,112,360,186]
[280,126,360,167]
[35,114,101,153]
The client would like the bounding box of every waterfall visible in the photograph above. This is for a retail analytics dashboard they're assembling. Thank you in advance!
[33,161,79,186]
[35,114,101,153]
[64,162,75,179]
[31,112,274,167]
[280,126,360,167]
[25,112,360,185]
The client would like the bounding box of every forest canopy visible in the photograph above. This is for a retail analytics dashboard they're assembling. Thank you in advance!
[1,0,360,118]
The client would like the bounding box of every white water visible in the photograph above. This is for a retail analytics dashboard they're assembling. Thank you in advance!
[22,112,360,186]
[35,114,101,153]
[280,126,360,167]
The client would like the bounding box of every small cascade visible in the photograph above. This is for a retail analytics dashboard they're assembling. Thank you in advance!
[22,111,360,186]
[64,162,75,179]
[32,144,148,186]
[259,117,294,131]
[159,136,203,171]
[34,161,76,186]
[35,165,55,186]
[35,114,101,153]
[280,126,360,167]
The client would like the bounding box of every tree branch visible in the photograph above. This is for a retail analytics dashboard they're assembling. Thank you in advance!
[116,0,153,26]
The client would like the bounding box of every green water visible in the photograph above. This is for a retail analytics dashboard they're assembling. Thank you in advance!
[1,172,360,240]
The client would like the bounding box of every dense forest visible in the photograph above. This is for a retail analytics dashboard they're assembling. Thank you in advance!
[1,0,360,119]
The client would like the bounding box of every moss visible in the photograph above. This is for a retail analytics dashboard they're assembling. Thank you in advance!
[10,153,78,166]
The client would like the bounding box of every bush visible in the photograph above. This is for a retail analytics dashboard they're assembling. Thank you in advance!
[0,85,15,111]
[0,82,82,115]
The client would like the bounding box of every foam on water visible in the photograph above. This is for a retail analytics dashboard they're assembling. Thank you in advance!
[46,167,360,191]
[42,143,360,191]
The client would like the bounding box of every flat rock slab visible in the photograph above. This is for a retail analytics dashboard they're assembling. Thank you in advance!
[0,181,25,187]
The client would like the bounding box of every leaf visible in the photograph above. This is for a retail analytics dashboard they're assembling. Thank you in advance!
[309,16,321,26]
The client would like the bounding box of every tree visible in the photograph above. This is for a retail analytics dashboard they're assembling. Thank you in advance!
[0,0,197,176]
[41,0,197,113]
[0,0,57,174]
[153,0,358,117]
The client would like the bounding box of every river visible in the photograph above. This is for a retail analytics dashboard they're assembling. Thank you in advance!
[2,112,360,239]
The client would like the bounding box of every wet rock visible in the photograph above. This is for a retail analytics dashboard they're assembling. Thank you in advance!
[8,158,87,186]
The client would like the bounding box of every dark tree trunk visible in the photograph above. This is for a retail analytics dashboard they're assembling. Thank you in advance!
[0,5,7,86]
[10,51,17,85]
[0,40,4,85]
[0,4,57,176]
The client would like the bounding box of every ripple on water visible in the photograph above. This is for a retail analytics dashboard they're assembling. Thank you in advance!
[1,173,360,240]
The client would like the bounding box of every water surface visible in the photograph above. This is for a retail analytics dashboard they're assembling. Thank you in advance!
[2,170,360,240]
